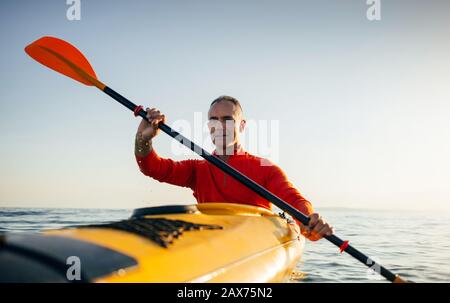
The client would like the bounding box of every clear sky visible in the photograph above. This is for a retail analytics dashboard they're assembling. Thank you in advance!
[1,0,449,211]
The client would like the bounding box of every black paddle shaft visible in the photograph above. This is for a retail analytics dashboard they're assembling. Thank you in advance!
[103,85,399,282]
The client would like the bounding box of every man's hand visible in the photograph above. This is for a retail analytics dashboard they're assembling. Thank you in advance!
[137,108,166,141]
[299,213,334,241]
[135,108,166,158]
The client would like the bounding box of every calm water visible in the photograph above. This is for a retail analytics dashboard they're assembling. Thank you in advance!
[1,207,449,283]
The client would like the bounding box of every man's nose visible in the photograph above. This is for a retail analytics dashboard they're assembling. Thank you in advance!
[209,121,225,133]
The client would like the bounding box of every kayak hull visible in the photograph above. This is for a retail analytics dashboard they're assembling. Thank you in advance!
[0,203,305,283]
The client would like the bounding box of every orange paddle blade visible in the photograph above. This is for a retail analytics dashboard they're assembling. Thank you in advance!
[393,275,410,283]
[25,36,105,90]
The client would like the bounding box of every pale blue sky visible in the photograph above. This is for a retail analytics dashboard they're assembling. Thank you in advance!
[1,0,449,211]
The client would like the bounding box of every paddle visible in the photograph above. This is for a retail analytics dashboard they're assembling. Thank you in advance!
[25,36,410,283]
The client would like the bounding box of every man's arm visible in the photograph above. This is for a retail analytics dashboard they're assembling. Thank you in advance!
[265,164,334,241]
[135,131,153,158]
[265,164,314,217]
[134,108,197,189]
[135,134,197,188]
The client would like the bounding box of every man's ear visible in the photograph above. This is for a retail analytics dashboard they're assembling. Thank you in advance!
[239,120,246,132]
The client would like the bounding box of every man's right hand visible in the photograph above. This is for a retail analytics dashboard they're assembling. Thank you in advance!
[137,108,166,140]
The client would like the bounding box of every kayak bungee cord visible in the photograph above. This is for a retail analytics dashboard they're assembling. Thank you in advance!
[24,36,410,283]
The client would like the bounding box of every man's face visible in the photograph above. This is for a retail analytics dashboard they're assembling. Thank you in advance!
[208,101,245,153]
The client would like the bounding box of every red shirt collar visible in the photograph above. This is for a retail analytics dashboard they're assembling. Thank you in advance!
[212,145,247,157]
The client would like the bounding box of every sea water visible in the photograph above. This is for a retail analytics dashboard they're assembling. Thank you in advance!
[1,207,449,282]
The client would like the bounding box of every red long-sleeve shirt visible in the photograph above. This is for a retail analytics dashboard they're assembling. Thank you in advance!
[135,148,314,217]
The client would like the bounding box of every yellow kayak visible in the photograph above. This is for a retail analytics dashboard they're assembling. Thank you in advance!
[0,203,305,283]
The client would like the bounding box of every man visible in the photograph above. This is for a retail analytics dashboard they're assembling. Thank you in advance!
[135,96,334,241]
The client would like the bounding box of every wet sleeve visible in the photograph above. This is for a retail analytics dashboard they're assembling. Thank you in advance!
[135,149,197,189]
